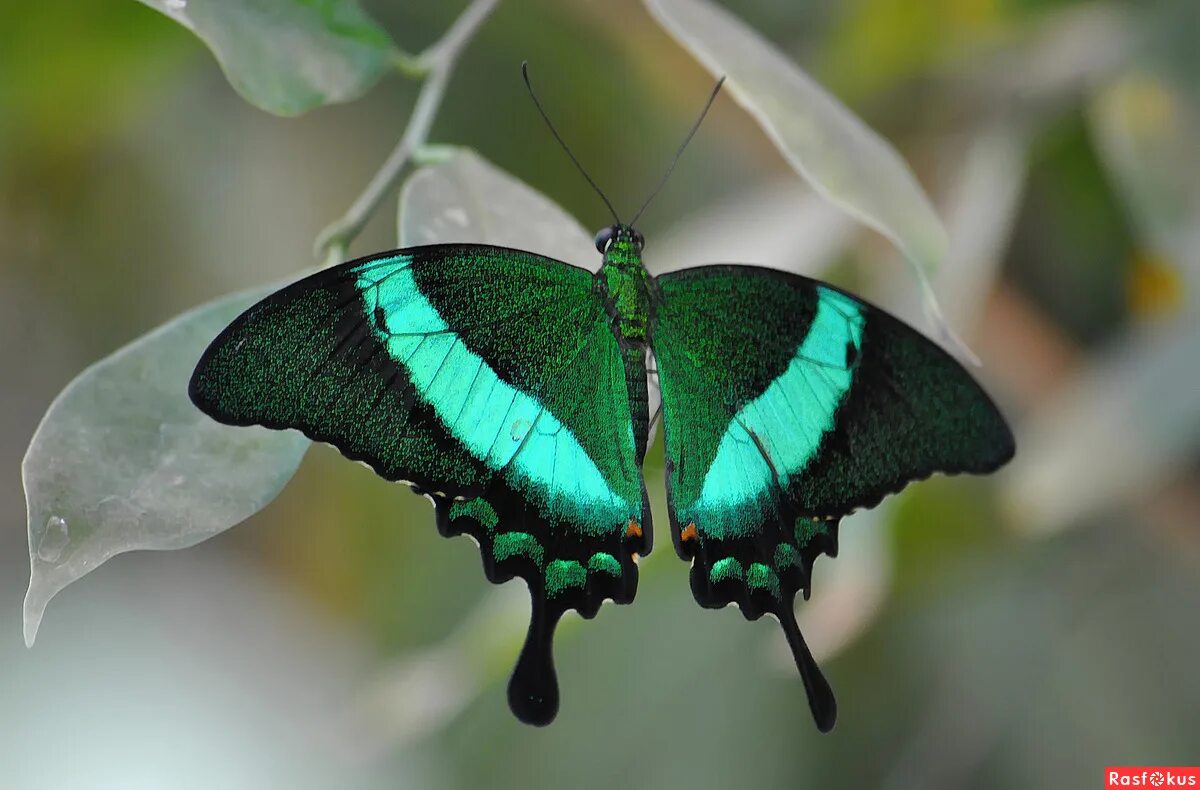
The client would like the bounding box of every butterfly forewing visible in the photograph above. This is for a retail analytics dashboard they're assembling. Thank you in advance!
[190,244,651,725]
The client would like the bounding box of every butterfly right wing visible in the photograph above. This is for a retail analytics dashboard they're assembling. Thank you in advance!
[649,264,1013,731]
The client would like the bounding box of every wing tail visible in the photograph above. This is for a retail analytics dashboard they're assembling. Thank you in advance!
[779,600,837,733]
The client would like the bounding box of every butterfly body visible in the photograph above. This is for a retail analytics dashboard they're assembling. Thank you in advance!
[597,226,654,464]
[191,223,1012,731]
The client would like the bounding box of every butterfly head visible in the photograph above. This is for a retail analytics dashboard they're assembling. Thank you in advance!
[594,224,645,262]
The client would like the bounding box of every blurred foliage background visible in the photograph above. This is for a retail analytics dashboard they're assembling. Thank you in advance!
[2,0,1198,788]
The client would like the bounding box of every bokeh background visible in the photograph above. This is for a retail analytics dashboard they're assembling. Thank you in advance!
[2,0,1197,787]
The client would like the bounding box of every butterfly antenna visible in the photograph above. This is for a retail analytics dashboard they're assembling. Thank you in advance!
[522,61,621,225]
[629,75,725,227]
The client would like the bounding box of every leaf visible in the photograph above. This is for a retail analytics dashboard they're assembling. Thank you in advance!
[644,0,975,362]
[399,147,598,267]
[136,0,395,116]
[22,286,310,646]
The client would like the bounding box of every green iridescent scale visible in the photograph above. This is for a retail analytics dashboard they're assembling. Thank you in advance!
[191,227,1013,732]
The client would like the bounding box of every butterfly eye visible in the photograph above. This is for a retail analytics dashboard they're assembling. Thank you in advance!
[632,230,645,250]
[593,225,617,253]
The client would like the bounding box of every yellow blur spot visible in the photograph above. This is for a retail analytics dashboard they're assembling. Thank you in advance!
[1128,250,1184,319]
[1109,75,1177,140]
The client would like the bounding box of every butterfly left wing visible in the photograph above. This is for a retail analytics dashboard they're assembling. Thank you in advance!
[649,265,1014,732]
[190,245,650,725]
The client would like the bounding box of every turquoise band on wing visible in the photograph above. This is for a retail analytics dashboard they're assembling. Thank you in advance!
[687,286,865,538]
[356,257,634,534]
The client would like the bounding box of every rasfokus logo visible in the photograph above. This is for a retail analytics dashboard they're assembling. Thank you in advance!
[1106,767,1200,788]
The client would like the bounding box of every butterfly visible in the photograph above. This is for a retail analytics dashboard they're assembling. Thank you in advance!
[188,68,1014,732]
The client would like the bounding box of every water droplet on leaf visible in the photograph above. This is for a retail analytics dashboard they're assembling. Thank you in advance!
[36,516,70,563]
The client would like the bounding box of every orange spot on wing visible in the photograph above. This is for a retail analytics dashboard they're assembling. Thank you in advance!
[625,519,642,539]
[680,523,698,543]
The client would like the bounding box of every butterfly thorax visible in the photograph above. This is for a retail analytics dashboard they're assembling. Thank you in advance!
[597,227,651,344]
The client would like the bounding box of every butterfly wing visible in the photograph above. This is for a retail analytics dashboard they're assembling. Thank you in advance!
[649,265,1014,731]
[190,245,650,725]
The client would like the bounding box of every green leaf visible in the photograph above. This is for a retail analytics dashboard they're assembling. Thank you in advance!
[644,0,974,361]
[22,286,310,646]
[136,0,395,116]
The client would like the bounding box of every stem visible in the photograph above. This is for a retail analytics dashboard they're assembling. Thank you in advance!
[314,0,502,261]
[322,239,348,270]
[392,50,429,79]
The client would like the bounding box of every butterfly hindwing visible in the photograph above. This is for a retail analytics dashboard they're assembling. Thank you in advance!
[190,245,650,725]
[649,265,1014,731]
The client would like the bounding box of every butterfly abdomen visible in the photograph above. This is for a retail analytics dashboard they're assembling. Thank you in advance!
[622,343,650,464]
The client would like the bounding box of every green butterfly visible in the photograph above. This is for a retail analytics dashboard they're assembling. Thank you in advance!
[189,72,1013,732]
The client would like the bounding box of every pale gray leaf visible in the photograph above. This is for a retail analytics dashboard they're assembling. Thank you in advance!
[23,286,310,645]
[399,148,598,268]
